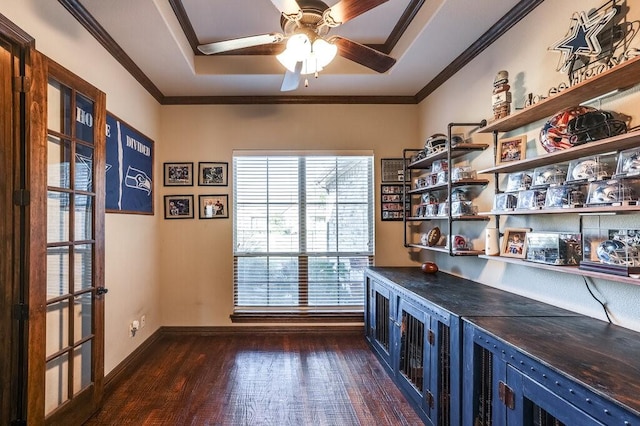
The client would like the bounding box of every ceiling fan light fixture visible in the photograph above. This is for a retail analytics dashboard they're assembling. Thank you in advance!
[276,34,336,75]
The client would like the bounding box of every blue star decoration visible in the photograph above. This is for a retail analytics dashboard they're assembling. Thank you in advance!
[550,8,617,74]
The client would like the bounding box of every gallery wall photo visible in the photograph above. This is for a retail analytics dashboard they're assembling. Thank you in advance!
[106,113,154,214]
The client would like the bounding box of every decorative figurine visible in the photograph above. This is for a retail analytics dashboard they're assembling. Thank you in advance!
[492,70,512,120]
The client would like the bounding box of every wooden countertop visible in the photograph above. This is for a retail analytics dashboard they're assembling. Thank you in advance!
[465,315,640,417]
[367,266,579,317]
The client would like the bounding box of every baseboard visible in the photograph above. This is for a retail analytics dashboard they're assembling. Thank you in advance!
[160,324,365,335]
[103,328,163,397]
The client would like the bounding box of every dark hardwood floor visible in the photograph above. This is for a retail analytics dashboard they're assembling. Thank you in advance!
[85,330,424,425]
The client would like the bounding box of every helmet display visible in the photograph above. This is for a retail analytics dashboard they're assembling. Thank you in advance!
[571,159,599,180]
[596,239,640,266]
[539,106,627,153]
[424,133,448,155]
[421,192,439,204]
[450,188,468,202]
[533,166,566,187]
[588,181,634,204]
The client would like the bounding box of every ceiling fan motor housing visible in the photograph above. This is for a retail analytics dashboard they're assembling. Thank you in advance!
[280,0,331,37]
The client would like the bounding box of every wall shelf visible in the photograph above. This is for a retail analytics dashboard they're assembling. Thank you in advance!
[479,55,640,133]
[409,179,490,195]
[478,129,640,174]
[407,143,489,169]
[478,254,640,286]
[480,204,640,216]
[408,244,484,256]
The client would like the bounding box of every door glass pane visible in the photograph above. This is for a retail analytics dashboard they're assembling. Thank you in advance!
[74,293,92,343]
[47,136,71,189]
[75,93,94,144]
[47,79,71,135]
[74,194,93,241]
[73,342,92,395]
[47,191,70,243]
[46,300,69,358]
[75,144,93,192]
[74,244,93,292]
[45,353,69,416]
[47,247,69,299]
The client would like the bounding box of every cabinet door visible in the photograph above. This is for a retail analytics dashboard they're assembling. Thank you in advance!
[396,298,431,413]
[367,279,394,372]
[506,366,604,426]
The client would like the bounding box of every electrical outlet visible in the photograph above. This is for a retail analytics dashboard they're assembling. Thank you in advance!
[129,320,139,337]
[140,315,146,328]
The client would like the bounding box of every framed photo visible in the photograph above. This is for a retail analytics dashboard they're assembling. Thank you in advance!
[164,162,193,186]
[198,162,228,186]
[381,158,409,183]
[501,228,529,258]
[496,135,527,165]
[199,194,229,219]
[164,195,194,219]
[381,184,410,221]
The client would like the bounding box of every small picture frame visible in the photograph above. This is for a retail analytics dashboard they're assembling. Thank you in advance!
[198,162,228,186]
[164,162,194,186]
[381,158,409,183]
[164,195,194,219]
[199,194,229,219]
[496,135,527,165]
[501,228,529,258]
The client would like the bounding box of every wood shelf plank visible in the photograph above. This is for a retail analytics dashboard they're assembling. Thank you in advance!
[478,130,640,174]
[407,244,484,256]
[479,55,640,133]
[478,254,640,286]
[480,204,640,216]
[407,144,489,169]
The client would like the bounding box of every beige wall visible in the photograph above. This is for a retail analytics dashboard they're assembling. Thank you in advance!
[0,0,163,374]
[158,104,419,325]
[417,0,640,332]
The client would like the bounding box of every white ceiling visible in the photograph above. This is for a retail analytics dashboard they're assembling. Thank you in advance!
[77,0,524,99]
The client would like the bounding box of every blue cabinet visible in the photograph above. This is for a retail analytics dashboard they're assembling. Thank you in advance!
[365,276,394,373]
[463,318,640,425]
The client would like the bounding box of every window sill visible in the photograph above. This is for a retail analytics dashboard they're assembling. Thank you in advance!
[230,311,364,324]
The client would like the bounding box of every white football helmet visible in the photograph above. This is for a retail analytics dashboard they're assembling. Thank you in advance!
[597,240,640,266]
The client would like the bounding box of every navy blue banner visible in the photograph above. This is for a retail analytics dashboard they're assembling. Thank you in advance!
[106,114,154,214]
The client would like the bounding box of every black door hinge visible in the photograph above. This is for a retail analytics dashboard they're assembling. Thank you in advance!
[498,381,515,410]
[13,189,30,206]
[13,75,31,93]
[13,304,29,321]
[426,391,434,408]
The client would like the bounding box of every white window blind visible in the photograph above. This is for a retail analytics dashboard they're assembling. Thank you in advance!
[233,153,374,311]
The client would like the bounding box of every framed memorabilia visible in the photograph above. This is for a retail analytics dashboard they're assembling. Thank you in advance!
[106,112,154,215]
[164,162,193,186]
[199,194,229,219]
[381,184,409,220]
[381,158,408,183]
[198,161,228,186]
[496,135,527,165]
[164,195,194,219]
[501,228,529,258]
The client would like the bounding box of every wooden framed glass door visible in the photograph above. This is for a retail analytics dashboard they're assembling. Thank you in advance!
[31,58,106,425]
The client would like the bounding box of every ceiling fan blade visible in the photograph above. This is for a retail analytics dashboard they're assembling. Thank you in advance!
[198,33,284,55]
[331,36,396,73]
[270,0,302,16]
[325,0,388,25]
[281,61,303,92]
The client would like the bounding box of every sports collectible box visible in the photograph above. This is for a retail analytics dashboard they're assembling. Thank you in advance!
[544,184,587,208]
[566,154,615,183]
[451,200,477,217]
[616,147,640,178]
[580,228,640,276]
[505,171,532,192]
[516,189,546,210]
[586,179,638,206]
[451,166,476,182]
[531,165,567,188]
[431,159,448,174]
[493,193,517,211]
[525,232,582,266]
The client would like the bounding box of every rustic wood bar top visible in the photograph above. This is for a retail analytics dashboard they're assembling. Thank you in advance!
[368,266,579,317]
[465,315,640,417]
[367,267,640,418]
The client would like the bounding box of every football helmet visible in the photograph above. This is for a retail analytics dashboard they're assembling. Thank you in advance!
[622,152,640,174]
[450,188,468,202]
[596,239,640,266]
[571,159,598,180]
[534,166,566,186]
[421,192,439,204]
[424,133,448,155]
[589,182,634,204]
[540,106,627,153]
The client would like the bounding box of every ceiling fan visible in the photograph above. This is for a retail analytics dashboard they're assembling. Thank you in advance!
[197,0,397,91]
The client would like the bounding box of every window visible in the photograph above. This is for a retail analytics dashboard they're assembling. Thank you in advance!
[233,152,374,316]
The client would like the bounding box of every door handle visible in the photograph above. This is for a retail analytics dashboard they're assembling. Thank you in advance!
[96,287,109,296]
